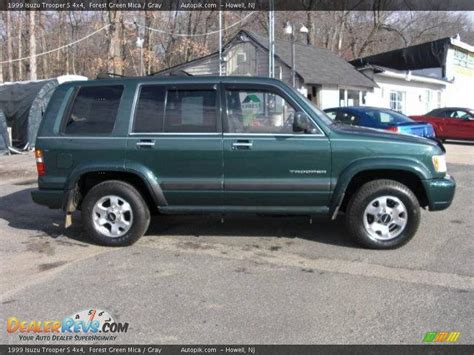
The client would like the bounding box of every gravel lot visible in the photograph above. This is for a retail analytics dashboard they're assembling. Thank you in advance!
[0,142,473,344]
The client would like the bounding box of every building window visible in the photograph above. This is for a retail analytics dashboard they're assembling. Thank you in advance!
[339,89,365,107]
[227,43,256,76]
[389,90,405,113]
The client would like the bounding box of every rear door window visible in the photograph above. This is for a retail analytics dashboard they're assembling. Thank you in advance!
[63,85,123,135]
[132,87,218,134]
[164,90,217,133]
[133,85,166,133]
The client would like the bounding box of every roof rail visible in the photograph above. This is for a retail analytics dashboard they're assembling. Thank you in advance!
[149,69,193,77]
[96,72,126,79]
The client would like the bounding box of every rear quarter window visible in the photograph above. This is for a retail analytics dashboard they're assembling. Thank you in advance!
[63,85,124,135]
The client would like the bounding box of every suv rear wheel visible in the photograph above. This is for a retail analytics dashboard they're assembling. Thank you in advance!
[345,179,420,249]
[82,180,150,246]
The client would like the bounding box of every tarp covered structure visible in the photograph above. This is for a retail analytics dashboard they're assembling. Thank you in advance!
[350,37,452,71]
[0,75,87,150]
[0,111,10,154]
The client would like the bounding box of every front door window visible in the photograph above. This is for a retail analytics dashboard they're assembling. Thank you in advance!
[225,89,316,134]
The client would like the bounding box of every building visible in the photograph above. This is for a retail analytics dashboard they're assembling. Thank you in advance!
[357,65,448,115]
[157,30,376,109]
[352,36,474,115]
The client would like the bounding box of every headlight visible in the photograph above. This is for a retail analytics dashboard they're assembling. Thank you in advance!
[432,154,447,173]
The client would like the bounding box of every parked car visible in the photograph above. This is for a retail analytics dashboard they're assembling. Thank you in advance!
[411,107,474,141]
[31,77,455,249]
[324,106,436,139]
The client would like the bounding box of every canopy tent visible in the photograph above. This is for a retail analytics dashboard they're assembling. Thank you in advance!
[0,75,87,150]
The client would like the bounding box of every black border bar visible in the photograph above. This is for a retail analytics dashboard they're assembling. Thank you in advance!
[2,0,474,11]
[1,345,473,354]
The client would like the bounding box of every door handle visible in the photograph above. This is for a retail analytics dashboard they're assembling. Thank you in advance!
[136,140,155,148]
[232,141,253,150]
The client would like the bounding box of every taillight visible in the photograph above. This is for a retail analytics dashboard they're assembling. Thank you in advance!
[35,149,46,177]
[386,126,399,133]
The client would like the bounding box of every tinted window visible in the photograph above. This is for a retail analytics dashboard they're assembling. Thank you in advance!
[164,90,217,133]
[289,86,331,127]
[133,85,166,132]
[428,109,445,117]
[447,110,472,119]
[335,111,358,125]
[363,109,412,125]
[64,85,123,135]
[324,110,337,120]
[226,89,313,134]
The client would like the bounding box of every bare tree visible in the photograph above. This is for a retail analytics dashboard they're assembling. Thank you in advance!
[107,10,125,75]
[39,12,48,78]
[18,13,23,80]
[6,11,14,81]
[29,11,37,80]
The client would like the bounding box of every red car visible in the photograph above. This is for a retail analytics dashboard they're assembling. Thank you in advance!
[411,108,474,141]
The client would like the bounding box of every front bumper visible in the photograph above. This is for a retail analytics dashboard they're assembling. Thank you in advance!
[422,175,456,211]
[31,189,65,210]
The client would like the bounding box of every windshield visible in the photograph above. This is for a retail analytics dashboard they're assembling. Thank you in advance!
[362,109,413,125]
[290,87,334,126]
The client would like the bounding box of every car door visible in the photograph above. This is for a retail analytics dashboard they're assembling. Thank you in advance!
[443,110,474,140]
[422,110,446,137]
[126,82,223,207]
[222,83,331,212]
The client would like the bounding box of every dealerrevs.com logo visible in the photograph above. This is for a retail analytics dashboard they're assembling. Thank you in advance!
[7,308,129,342]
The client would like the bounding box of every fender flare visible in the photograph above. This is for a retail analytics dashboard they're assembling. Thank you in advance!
[64,161,167,211]
[329,157,431,218]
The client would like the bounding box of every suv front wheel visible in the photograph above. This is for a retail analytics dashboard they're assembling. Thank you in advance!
[345,179,420,249]
[82,180,151,246]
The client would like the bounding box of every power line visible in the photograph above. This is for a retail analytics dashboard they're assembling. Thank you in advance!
[0,25,111,64]
[0,12,255,64]
[127,12,255,37]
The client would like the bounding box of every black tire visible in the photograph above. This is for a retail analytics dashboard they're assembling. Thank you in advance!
[82,180,150,246]
[345,179,420,249]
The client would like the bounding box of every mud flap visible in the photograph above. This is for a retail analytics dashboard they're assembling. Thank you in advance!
[65,213,73,228]
[63,186,79,228]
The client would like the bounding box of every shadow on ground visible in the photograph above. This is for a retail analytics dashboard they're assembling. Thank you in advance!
[0,186,357,248]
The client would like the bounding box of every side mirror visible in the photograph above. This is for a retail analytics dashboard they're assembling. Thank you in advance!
[293,112,314,133]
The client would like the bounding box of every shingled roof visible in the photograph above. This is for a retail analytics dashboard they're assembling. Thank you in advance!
[240,30,375,88]
[156,30,375,89]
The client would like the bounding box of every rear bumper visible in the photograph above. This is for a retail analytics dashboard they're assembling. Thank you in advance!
[31,189,65,209]
[422,175,456,211]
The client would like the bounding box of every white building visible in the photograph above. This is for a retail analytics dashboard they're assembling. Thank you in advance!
[358,66,448,115]
[352,36,474,115]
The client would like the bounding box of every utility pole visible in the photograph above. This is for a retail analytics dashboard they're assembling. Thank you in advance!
[218,3,223,76]
[284,21,308,88]
[268,0,275,78]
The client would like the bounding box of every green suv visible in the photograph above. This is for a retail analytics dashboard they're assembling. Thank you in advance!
[31,76,455,249]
